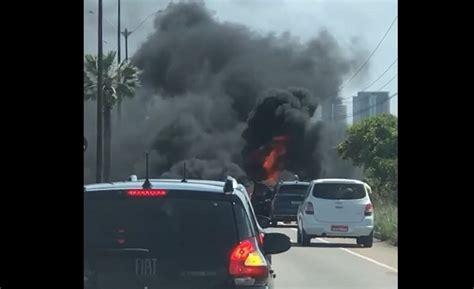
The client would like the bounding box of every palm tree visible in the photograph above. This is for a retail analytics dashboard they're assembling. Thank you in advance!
[84,51,141,181]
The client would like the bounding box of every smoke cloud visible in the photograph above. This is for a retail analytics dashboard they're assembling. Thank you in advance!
[242,87,322,181]
[84,1,368,183]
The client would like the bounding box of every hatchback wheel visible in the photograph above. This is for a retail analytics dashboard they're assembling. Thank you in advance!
[357,231,373,248]
[298,225,311,246]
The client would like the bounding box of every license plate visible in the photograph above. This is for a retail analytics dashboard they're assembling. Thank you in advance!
[331,225,348,232]
[291,201,302,205]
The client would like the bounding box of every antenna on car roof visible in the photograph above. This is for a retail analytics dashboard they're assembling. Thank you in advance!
[181,162,187,183]
[142,153,152,189]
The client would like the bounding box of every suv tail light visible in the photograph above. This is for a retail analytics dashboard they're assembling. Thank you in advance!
[364,203,374,216]
[229,237,268,279]
[305,202,314,215]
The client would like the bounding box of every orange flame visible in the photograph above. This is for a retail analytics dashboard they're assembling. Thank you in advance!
[263,136,288,186]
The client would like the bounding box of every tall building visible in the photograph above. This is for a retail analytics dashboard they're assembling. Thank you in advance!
[321,98,347,124]
[353,91,390,123]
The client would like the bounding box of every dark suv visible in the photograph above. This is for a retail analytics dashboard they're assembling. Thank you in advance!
[270,181,310,226]
[84,177,291,289]
[250,182,274,218]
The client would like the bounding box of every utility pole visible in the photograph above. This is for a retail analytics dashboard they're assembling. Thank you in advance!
[96,0,104,183]
[122,28,132,60]
[117,0,121,63]
[119,9,164,61]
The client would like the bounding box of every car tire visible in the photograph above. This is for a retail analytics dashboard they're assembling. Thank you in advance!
[299,225,311,246]
[357,231,373,248]
[297,228,302,244]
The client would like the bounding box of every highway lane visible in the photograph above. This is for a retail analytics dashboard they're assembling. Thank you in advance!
[268,226,398,289]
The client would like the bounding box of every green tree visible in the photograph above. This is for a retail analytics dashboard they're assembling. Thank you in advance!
[84,51,141,181]
[337,114,398,203]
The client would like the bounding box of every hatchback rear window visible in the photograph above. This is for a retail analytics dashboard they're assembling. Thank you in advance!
[312,183,366,200]
[84,193,238,266]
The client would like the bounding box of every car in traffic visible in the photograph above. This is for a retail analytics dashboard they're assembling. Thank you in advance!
[84,176,291,289]
[270,181,309,226]
[250,182,274,218]
[296,179,374,247]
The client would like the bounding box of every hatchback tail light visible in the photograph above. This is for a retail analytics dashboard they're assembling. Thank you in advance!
[229,237,268,279]
[364,203,374,216]
[305,202,314,215]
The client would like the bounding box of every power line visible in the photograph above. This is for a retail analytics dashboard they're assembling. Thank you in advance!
[89,10,116,31]
[326,15,398,101]
[338,15,398,91]
[362,58,398,91]
[377,74,397,91]
[339,57,397,100]
[131,9,163,33]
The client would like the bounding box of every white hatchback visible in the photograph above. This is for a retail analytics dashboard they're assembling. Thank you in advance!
[297,179,374,247]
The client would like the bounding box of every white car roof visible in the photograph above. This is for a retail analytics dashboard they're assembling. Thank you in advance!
[311,178,367,185]
[279,181,310,185]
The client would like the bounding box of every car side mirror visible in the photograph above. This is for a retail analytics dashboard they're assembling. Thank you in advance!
[84,137,88,152]
[263,233,291,255]
[256,215,271,229]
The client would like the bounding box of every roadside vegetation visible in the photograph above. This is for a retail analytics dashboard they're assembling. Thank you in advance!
[337,114,398,245]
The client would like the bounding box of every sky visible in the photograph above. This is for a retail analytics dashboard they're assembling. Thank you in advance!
[84,0,398,121]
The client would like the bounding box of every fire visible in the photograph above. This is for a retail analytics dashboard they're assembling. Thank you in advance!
[263,136,288,186]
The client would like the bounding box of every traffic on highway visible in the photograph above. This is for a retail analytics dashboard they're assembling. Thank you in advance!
[84,1,398,288]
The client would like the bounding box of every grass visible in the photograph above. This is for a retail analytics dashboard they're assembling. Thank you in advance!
[374,202,398,246]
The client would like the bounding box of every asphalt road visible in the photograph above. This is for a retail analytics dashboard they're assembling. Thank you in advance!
[268,225,398,289]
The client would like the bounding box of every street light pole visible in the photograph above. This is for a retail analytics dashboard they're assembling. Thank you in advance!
[116,0,122,126]
[96,0,104,183]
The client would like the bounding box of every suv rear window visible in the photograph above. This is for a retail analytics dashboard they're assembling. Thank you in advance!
[277,185,308,196]
[312,183,366,200]
[84,194,239,265]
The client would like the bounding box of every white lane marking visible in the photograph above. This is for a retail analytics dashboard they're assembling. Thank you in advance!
[286,228,397,272]
[315,238,398,272]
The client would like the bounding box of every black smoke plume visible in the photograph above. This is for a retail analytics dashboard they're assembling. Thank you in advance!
[242,87,322,181]
[84,1,367,183]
